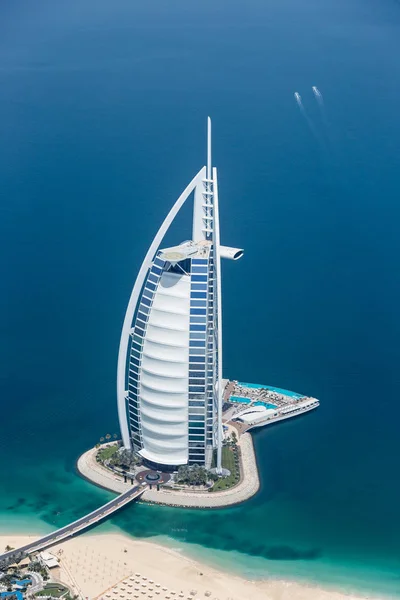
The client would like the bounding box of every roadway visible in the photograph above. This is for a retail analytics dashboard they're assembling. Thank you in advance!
[0,484,146,570]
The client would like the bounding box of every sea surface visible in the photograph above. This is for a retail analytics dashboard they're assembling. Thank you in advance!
[1,0,400,597]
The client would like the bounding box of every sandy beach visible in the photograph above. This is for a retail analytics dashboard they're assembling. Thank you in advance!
[0,533,383,600]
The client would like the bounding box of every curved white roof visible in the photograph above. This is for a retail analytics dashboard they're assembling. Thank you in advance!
[235,405,277,424]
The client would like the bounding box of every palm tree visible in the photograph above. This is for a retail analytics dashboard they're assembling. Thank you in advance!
[100,437,105,443]
[113,433,118,439]
[105,433,111,442]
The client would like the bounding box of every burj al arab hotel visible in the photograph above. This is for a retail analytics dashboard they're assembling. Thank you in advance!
[117,119,243,473]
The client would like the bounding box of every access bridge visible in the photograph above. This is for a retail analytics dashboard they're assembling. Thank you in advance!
[0,484,146,569]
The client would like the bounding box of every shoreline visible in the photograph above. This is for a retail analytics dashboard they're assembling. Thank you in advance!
[76,430,260,508]
[0,531,388,600]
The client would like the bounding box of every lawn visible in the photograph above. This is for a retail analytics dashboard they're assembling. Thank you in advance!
[35,584,69,598]
[210,445,240,492]
[97,444,118,462]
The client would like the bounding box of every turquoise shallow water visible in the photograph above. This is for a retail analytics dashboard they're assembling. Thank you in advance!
[1,0,400,597]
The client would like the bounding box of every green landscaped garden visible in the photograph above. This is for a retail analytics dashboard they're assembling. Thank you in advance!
[35,584,70,598]
[210,445,240,492]
[96,444,118,462]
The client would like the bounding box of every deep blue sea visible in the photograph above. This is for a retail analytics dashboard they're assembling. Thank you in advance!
[1,0,400,597]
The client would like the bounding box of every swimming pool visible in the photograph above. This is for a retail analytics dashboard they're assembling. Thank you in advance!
[230,396,251,404]
[237,382,304,398]
[254,401,277,409]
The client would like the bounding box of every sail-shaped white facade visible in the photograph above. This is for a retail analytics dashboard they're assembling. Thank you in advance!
[117,119,243,471]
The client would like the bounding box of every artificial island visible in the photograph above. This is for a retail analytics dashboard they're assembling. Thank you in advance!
[77,118,319,508]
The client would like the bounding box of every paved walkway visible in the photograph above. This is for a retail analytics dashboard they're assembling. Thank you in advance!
[77,433,260,508]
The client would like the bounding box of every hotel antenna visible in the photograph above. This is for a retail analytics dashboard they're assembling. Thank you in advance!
[207,116,212,180]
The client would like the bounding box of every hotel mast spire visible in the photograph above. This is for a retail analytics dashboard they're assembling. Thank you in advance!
[207,116,212,181]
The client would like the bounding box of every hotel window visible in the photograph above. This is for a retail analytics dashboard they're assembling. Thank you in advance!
[146,281,156,291]
[190,344,205,352]
[189,408,206,415]
[142,288,153,300]
[138,304,149,315]
[190,316,206,324]
[154,257,164,267]
[192,275,207,282]
[190,355,206,363]
[151,266,162,276]
[137,311,148,322]
[191,300,207,308]
[189,371,205,378]
[148,273,158,284]
[189,400,205,407]
[190,332,206,340]
[188,364,205,371]
[189,422,205,429]
[189,379,205,386]
[190,308,207,315]
[191,325,206,332]
[190,340,205,348]
[141,296,151,307]
[191,292,207,299]
[191,268,208,275]
[191,283,207,291]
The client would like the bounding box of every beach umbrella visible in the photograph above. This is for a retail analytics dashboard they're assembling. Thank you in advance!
[135,573,141,577]
[149,580,154,584]
[155,584,160,588]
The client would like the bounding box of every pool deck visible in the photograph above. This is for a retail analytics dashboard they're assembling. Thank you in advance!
[223,379,319,432]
